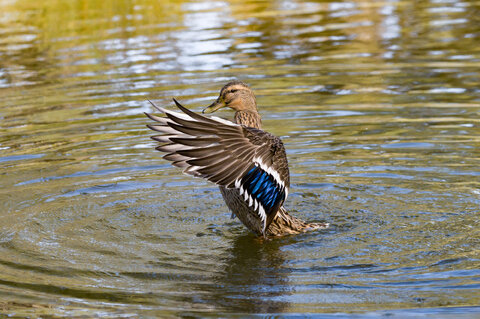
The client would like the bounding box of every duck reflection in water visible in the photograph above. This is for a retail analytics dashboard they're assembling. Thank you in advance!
[211,234,292,313]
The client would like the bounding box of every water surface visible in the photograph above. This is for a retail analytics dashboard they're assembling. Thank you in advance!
[1,0,479,317]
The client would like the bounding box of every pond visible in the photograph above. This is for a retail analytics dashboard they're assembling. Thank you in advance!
[0,0,479,317]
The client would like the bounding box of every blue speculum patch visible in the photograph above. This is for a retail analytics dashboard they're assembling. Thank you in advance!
[241,166,285,215]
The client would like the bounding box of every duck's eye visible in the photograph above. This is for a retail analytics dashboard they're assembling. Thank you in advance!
[230,89,238,93]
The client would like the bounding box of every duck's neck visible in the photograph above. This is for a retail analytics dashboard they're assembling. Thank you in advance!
[234,110,262,129]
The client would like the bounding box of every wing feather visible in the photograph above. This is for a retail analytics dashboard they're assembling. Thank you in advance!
[145,99,290,232]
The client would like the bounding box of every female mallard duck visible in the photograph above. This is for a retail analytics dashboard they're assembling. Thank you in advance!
[145,81,328,238]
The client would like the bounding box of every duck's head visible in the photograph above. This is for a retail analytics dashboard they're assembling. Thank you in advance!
[203,81,257,114]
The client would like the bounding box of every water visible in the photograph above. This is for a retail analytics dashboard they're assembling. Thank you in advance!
[1,0,479,317]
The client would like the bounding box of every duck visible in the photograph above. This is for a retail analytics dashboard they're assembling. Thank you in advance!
[145,81,328,238]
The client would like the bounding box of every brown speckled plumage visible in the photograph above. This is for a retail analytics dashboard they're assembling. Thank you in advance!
[145,81,328,238]
[234,111,262,129]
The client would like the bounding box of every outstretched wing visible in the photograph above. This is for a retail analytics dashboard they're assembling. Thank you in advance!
[145,99,290,231]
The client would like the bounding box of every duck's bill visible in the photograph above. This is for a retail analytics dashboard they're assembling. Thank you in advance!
[202,100,225,114]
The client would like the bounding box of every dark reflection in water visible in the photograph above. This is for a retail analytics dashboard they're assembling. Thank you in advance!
[212,235,290,313]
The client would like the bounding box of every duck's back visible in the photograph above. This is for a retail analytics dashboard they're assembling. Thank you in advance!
[219,110,289,236]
